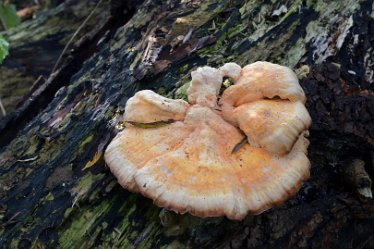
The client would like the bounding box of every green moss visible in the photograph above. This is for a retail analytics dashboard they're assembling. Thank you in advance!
[197,20,245,65]
[58,199,112,249]
[55,112,74,132]
[59,194,138,248]
[239,0,260,17]
[78,135,94,155]
[71,101,87,116]
[174,82,190,101]
[23,136,40,157]
[10,238,19,249]
[277,0,302,24]
[81,221,110,249]
[7,5,67,44]
[201,0,350,67]
[93,195,139,248]
[70,172,105,204]
[41,192,55,203]
[104,106,116,120]
[227,23,246,39]
[30,238,46,249]
[177,64,189,75]
[134,223,160,248]
[170,1,229,35]
[156,87,168,97]
[283,38,306,68]
[37,135,66,165]
[63,208,73,219]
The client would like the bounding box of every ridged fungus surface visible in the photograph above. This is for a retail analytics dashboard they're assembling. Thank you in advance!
[105,61,312,220]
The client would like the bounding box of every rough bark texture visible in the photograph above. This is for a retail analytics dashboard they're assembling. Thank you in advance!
[0,0,111,114]
[0,0,373,248]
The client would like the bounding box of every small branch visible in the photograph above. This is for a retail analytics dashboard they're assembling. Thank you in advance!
[51,0,105,74]
[0,96,6,116]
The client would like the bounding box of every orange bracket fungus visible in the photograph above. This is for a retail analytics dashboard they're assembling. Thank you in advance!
[105,61,312,220]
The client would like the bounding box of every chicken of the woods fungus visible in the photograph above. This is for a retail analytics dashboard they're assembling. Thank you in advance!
[105,61,312,220]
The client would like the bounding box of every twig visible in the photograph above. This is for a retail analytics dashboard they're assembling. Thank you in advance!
[0,96,6,116]
[231,136,248,154]
[0,211,21,227]
[17,155,38,162]
[50,0,104,74]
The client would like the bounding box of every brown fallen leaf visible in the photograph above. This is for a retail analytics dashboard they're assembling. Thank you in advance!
[82,151,102,171]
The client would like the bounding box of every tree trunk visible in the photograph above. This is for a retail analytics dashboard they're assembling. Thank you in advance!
[0,0,373,248]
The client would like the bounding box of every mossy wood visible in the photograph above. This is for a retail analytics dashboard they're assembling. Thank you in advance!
[0,0,373,248]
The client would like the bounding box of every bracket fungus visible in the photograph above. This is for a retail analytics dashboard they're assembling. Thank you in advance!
[105,61,312,220]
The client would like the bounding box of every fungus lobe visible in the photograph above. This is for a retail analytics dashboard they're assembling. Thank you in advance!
[105,61,312,220]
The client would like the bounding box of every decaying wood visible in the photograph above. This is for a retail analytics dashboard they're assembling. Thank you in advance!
[0,0,111,115]
[0,0,373,248]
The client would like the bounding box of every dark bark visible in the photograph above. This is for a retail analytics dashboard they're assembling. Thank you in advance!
[0,0,111,115]
[0,0,373,248]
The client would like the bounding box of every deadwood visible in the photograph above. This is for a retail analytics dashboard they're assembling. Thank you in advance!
[0,0,373,248]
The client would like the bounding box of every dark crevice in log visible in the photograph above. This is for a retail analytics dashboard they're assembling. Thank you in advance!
[0,0,141,148]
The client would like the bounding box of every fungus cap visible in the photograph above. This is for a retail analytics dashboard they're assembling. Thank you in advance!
[124,90,189,123]
[232,99,311,154]
[219,61,306,126]
[219,62,242,81]
[220,61,306,105]
[186,66,223,108]
[105,62,311,220]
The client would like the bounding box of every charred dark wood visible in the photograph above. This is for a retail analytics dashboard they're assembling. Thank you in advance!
[0,0,139,147]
